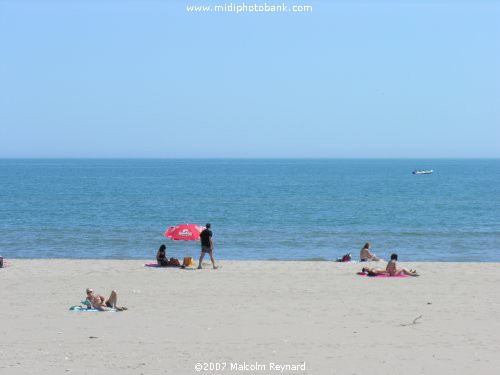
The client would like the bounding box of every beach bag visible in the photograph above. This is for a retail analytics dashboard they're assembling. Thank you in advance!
[169,258,181,267]
[182,257,194,267]
[336,253,352,262]
[341,254,352,262]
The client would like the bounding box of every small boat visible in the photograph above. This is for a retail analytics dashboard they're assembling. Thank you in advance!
[412,169,433,175]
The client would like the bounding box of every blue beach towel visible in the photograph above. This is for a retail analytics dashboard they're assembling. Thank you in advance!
[69,306,117,312]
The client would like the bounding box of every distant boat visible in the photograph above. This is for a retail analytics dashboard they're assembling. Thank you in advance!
[412,169,433,175]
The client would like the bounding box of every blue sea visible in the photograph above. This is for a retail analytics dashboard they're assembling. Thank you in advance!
[0,159,499,261]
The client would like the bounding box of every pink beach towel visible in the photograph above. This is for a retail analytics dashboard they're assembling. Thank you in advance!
[357,272,408,278]
[144,263,159,267]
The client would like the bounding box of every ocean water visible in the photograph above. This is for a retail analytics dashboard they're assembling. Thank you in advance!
[0,159,499,261]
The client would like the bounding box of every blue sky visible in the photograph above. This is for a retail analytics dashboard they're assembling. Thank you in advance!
[0,0,498,158]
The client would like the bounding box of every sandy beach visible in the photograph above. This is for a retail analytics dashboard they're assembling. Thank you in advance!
[1,260,500,375]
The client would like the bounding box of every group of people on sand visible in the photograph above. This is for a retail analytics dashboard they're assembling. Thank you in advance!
[359,242,419,276]
[156,223,218,270]
[80,223,218,311]
[80,235,418,312]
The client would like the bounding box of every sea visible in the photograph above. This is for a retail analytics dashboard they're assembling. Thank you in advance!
[0,159,499,261]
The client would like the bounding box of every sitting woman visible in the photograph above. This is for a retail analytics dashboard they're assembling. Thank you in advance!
[157,244,169,266]
[156,244,180,267]
[386,253,419,276]
[360,242,382,262]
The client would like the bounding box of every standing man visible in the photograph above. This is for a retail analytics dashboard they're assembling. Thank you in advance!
[198,223,218,269]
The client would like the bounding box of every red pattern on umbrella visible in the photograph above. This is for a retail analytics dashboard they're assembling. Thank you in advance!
[164,223,205,241]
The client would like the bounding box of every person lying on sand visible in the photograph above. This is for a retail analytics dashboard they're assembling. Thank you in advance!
[85,288,128,311]
[361,267,389,276]
[386,253,419,276]
[360,242,382,262]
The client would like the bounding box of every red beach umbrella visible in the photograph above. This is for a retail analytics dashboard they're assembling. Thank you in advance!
[164,223,205,241]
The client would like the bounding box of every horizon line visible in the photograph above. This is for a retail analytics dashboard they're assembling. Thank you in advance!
[1,157,499,160]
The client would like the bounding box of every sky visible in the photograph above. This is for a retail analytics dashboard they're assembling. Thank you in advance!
[0,0,498,158]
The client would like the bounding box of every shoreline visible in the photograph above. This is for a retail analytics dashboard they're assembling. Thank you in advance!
[5,258,500,263]
[1,260,500,374]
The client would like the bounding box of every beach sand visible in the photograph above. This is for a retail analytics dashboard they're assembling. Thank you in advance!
[1,260,499,374]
